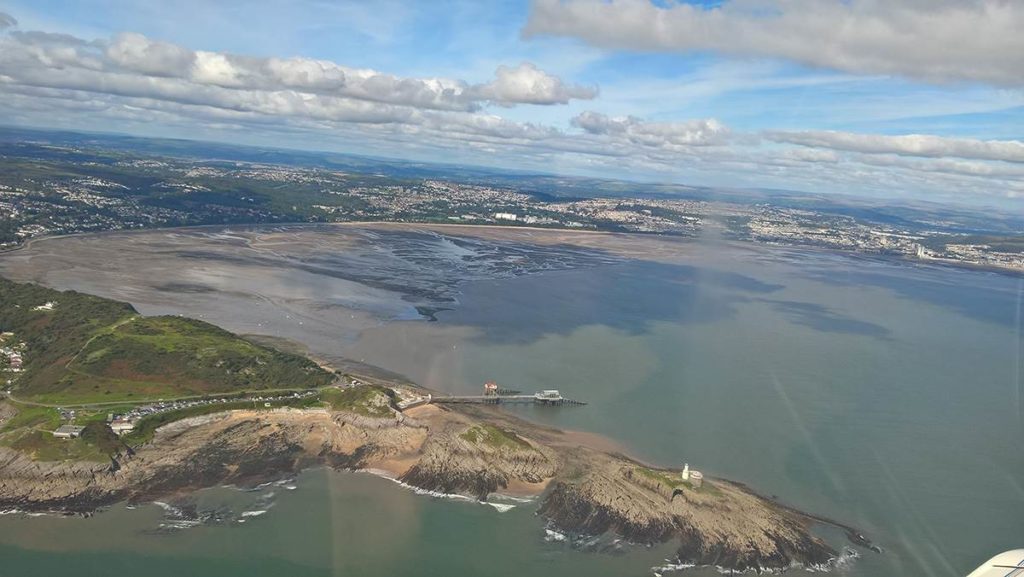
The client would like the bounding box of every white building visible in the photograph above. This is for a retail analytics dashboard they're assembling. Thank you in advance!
[493,212,518,221]
[110,419,136,435]
[52,425,84,438]
[681,463,704,488]
[534,390,562,401]
[689,471,704,488]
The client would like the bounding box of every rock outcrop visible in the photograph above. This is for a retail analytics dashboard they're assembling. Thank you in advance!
[400,416,557,498]
[539,447,836,571]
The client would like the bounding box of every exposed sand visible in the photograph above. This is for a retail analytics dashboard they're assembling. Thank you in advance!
[348,221,703,263]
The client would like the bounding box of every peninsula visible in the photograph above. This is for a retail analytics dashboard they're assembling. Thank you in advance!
[0,277,874,573]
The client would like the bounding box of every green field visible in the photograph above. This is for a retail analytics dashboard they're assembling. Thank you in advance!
[2,428,112,462]
[0,277,334,404]
[0,404,61,433]
[321,385,396,418]
[61,315,333,402]
[0,276,337,461]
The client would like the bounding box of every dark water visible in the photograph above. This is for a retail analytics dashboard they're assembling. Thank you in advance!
[0,226,1021,577]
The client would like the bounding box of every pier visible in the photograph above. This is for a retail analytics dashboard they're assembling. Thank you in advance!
[433,389,586,406]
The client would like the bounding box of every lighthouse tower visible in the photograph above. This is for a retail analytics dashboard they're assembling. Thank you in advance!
[681,462,704,488]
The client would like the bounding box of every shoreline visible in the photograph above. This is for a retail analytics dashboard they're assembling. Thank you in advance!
[3,220,1021,279]
[0,394,878,573]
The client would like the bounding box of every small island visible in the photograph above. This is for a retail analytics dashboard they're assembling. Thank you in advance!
[0,277,874,573]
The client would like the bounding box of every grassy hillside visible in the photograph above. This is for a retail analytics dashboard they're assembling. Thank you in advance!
[321,385,396,418]
[0,277,334,404]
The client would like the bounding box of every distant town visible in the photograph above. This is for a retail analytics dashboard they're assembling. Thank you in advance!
[1,134,1021,273]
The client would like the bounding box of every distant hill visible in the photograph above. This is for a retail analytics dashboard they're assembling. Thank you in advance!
[0,277,334,404]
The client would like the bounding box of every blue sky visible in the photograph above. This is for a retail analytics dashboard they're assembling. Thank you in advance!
[0,0,1022,205]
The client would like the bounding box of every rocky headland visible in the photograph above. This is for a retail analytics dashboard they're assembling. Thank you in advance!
[0,387,873,573]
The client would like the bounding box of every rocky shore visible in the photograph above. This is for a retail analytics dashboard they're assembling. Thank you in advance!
[0,397,871,573]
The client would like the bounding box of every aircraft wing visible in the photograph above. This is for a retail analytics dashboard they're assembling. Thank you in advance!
[967,550,1024,577]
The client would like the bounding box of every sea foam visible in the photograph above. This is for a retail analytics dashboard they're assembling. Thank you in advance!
[359,468,517,512]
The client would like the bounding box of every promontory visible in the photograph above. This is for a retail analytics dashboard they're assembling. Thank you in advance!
[0,277,873,573]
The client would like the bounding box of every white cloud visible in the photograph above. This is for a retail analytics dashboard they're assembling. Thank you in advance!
[1,27,595,112]
[765,130,1024,164]
[106,32,195,77]
[190,51,245,87]
[6,30,104,70]
[781,148,839,164]
[6,78,1022,201]
[572,111,730,147]
[468,62,597,105]
[1,12,1022,202]
[524,0,1024,86]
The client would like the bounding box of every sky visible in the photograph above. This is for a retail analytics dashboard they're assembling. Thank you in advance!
[0,0,1022,206]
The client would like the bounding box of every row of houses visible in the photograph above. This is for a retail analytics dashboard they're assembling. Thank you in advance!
[103,390,320,435]
[53,391,320,440]
[0,332,25,372]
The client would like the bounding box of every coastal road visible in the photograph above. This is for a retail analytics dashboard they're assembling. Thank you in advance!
[3,385,334,410]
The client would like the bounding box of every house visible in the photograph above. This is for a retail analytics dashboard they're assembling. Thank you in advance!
[52,425,85,439]
[534,389,562,401]
[110,419,136,435]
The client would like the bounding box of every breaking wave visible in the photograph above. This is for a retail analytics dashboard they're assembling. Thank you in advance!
[359,468,518,512]
[651,548,860,575]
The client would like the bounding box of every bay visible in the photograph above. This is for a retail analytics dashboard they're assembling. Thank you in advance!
[0,224,1020,577]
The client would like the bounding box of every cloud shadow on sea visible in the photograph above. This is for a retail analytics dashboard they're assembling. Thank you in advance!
[435,258,785,345]
[758,298,892,339]
[799,264,1021,329]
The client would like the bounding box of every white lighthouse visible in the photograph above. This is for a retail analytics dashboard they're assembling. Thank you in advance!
[681,462,704,488]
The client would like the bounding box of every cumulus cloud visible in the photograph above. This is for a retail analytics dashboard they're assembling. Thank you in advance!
[524,0,1024,86]
[0,12,1021,201]
[106,32,195,77]
[468,62,597,105]
[0,27,594,112]
[6,78,1022,200]
[572,111,729,147]
[0,12,16,30]
[0,21,600,161]
[766,130,1024,164]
